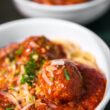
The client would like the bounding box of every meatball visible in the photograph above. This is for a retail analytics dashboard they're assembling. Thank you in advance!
[36,59,83,105]
[15,36,66,77]
[19,36,66,60]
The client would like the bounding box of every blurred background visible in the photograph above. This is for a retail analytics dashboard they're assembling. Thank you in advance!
[0,0,110,109]
[0,0,110,46]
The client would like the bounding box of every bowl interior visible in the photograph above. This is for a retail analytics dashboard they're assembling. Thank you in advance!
[0,18,110,109]
[25,0,93,6]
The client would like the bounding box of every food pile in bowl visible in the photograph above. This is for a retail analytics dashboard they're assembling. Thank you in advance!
[32,0,89,5]
[0,36,106,110]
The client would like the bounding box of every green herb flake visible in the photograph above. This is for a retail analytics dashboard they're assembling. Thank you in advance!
[16,46,24,55]
[20,74,27,84]
[6,107,14,110]
[64,69,70,80]
[40,58,45,67]
[25,59,36,75]
[50,77,54,82]
[20,52,37,86]
[20,52,46,86]
[29,95,35,103]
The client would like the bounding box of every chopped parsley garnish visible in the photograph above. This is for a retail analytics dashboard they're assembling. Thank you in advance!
[21,56,36,86]
[25,58,36,75]
[16,46,24,55]
[6,107,14,110]
[20,52,45,86]
[64,69,70,80]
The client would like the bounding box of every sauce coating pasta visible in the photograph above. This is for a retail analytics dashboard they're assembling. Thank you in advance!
[0,36,106,110]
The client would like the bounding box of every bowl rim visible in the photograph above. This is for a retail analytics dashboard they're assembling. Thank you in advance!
[0,18,110,109]
[13,0,108,11]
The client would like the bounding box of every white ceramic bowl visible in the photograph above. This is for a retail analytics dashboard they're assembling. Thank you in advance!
[13,0,110,24]
[0,18,110,109]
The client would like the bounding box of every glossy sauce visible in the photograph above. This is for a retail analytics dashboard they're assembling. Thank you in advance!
[35,60,106,110]
[0,36,106,110]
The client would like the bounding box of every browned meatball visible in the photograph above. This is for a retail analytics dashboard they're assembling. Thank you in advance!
[15,36,66,81]
[36,59,83,105]
[19,36,66,60]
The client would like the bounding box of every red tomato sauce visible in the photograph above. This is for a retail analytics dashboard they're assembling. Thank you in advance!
[0,36,106,110]
[32,0,89,5]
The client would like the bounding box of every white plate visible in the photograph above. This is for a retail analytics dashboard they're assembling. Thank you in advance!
[0,18,110,109]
